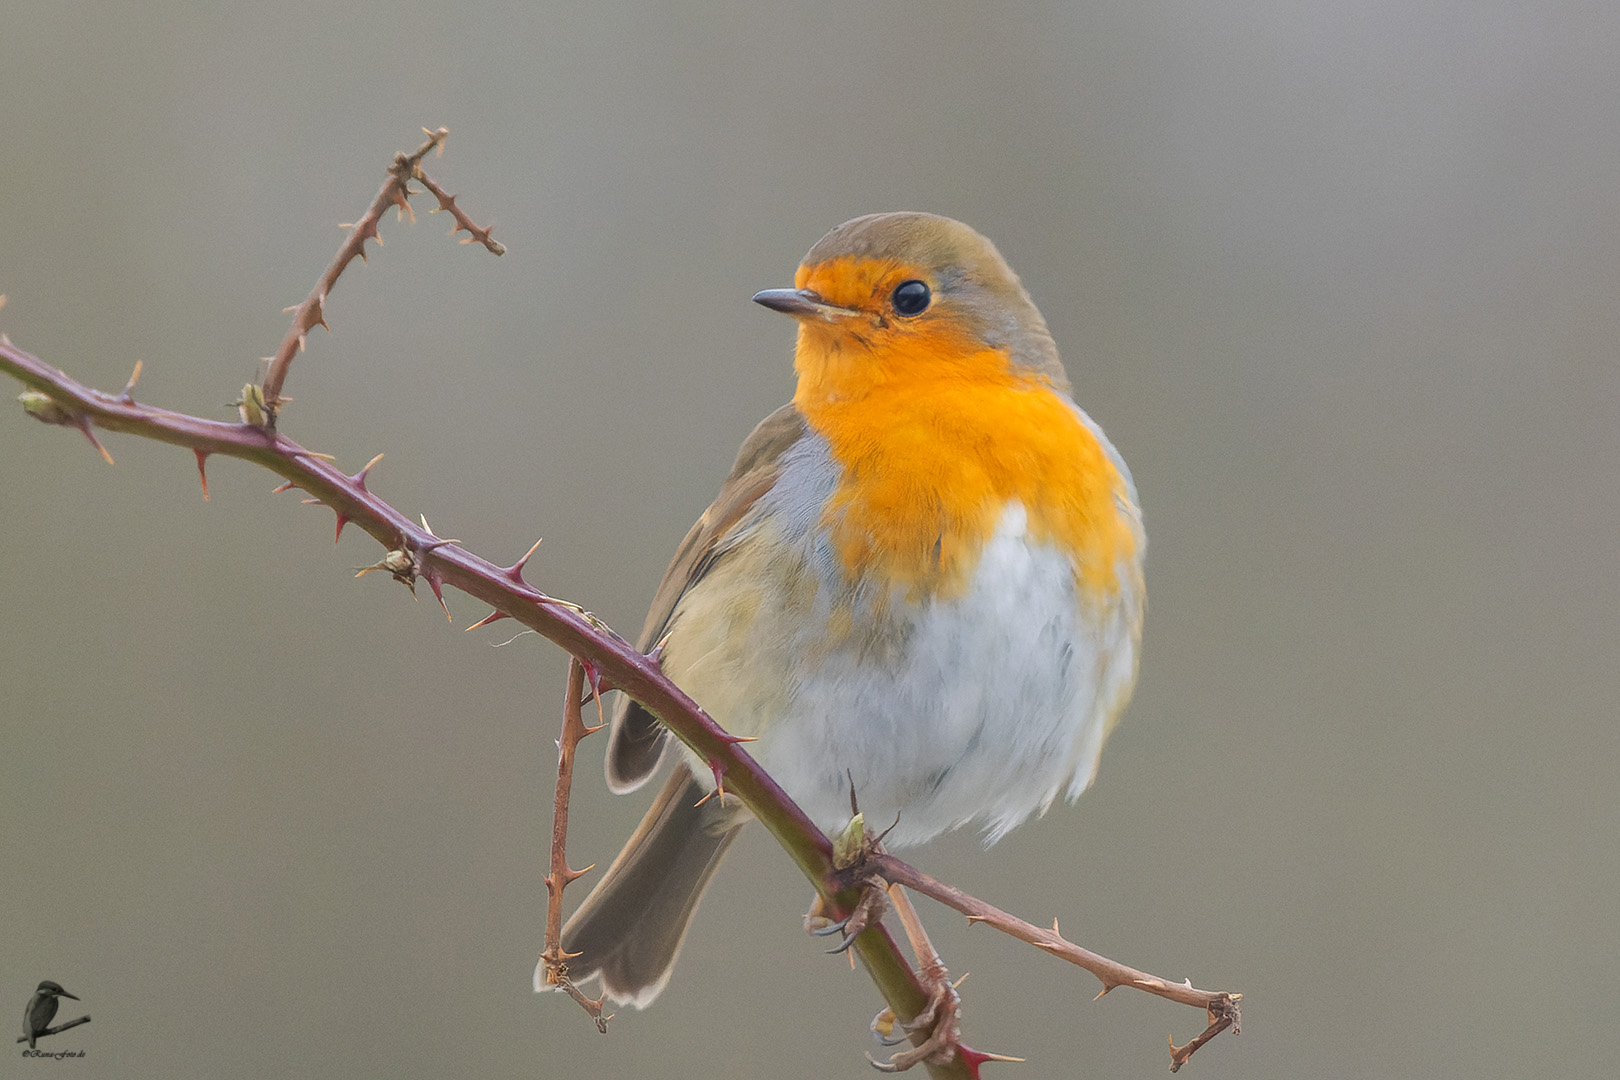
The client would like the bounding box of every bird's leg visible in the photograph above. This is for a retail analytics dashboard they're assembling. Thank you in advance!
[810,816,1020,1073]
[814,809,982,1072]
[866,881,966,1071]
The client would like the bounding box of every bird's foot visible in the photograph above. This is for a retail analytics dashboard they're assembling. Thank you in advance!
[808,873,890,953]
[868,963,961,1072]
[869,971,1023,1076]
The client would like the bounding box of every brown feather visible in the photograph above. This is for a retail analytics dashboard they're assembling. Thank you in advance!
[558,772,745,1006]
[604,404,808,792]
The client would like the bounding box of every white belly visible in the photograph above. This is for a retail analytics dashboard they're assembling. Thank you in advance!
[662,498,1141,847]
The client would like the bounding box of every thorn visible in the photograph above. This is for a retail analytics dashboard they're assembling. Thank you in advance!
[298,450,337,462]
[956,1044,1026,1076]
[1052,917,1060,935]
[693,759,728,808]
[1094,983,1115,1000]
[417,514,461,552]
[355,549,413,580]
[423,568,451,621]
[355,548,420,598]
[464,609,509,632]
[271,480,296,494]
[872,811,902,847]
[194,449,211,500]
[301,498,321,504]
[504,536,543,584]
[965,915,989,926]
[352,452,384,490]
[540,945,584,964]
[716,731,758,745]
[580,659,603,701]
[390,186,416,224]
[77,418,114,465]
[120,359,143,400]
[334,512,350,543]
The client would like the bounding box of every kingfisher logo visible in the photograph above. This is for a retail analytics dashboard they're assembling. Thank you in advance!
[17,981,89,1056]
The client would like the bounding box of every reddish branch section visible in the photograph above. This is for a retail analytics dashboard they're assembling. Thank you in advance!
[0,129,1241,1076]
[871,854,1241,1070]
[261,127,504,417]
[0,337,955,1076]
[537,659,611,1030]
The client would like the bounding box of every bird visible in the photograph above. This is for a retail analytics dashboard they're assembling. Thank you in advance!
[23,981,78,1049]
[553,212,1144,1008]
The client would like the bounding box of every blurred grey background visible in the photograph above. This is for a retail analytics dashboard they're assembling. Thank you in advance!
[3,1,1616,1077]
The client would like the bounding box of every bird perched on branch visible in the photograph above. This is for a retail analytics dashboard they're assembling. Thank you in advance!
[23,981,78,1049]
[555,212,1144,1007]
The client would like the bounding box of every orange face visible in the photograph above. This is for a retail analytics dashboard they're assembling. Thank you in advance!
[793,255,1003,384]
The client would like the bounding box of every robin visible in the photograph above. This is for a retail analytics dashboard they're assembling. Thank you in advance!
[553,212,1144,1007]
[23,981,78,1049]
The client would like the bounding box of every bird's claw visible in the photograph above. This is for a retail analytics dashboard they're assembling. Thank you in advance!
[811,874,889,953]
[866,971,964,1073]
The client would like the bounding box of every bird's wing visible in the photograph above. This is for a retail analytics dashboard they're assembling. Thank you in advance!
[604,403,807,792]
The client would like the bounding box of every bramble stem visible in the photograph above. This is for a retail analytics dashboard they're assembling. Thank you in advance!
[871,853,1241,1070]
[537,659,611,1031]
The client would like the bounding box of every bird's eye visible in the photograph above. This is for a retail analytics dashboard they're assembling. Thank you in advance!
[891,279,931,317]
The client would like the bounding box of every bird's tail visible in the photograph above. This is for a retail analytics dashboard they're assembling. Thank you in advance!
[549,770,745,1008]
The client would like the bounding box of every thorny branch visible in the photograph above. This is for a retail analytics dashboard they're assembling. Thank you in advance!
[869,852,1241,1071]
[0,333,961,1079]
[537,658,612,1031]
[260,127,502,418]
[1,129,1240,1077]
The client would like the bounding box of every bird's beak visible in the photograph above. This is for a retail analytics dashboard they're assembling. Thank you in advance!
[752,288,860,322]
[58,991,78,1001]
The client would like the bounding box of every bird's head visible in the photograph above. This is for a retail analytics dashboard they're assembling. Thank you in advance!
[34,982,77,1000]
[753,212,1067,404]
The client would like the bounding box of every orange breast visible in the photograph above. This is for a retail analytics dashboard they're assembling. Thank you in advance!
[792,324,1137,602]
